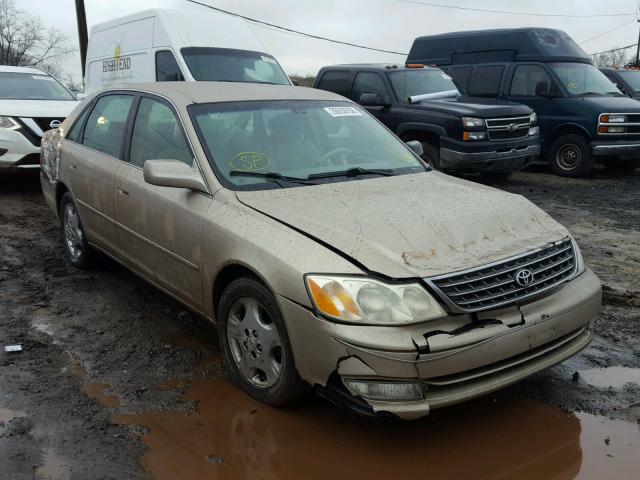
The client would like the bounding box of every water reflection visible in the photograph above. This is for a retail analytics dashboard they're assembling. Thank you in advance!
[114,379,593,480]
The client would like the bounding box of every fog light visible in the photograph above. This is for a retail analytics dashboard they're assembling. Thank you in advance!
[528,126,539,136]
[343,379,423,401]
[599,126,625,134]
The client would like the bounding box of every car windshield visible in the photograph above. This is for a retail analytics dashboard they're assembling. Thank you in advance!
[181,47,290,85]
[550,62,622,96]
[389,69,460,103]
[616,70,640,92]
[0,72,76,100]
[190,100,427,190]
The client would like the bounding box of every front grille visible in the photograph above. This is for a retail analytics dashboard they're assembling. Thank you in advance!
[32,117,64,133]
[485,115,530,141]
[427,239,576,312]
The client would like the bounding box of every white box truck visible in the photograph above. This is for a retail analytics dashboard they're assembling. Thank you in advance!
[85,8,292,92]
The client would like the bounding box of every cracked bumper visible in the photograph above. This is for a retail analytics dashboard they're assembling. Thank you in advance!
[277,268,601,420]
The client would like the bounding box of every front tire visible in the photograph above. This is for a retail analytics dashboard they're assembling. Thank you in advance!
[548,134,593,177]
[218,277,310,406]
[59,192,92,269]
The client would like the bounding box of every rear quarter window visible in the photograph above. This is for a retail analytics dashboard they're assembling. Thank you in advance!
[316,70,351,96]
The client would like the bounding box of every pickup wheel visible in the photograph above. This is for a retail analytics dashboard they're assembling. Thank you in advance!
[59,192,93,270]
[218,277,310,406]
[421,142,441,170]
[548,134,593,177]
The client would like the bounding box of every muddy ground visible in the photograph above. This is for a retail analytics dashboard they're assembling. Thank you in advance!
[0,168,638,480]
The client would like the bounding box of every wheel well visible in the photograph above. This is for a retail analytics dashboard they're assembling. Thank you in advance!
[212,264,264,316]
[55,183,69,215]
[400,129,440,148]
[544,125,590,154]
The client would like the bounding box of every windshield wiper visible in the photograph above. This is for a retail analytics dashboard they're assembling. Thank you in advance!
[229,170,318,186]
[308,167,397,180]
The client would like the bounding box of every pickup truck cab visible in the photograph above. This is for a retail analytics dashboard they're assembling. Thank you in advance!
[407,28,640,176]
[314,64,539,181]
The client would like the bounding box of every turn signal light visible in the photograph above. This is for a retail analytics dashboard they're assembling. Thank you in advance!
[405,63,425,68]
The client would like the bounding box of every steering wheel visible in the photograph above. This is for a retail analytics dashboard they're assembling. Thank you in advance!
[320,148,353,166]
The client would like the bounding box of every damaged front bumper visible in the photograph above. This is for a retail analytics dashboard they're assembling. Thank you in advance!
[278,268,601,420]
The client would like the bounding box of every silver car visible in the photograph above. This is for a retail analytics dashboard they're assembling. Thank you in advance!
[41,82,601,419]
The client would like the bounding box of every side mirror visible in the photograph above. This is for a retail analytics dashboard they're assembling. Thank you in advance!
[75,92,87,100]
[535,81,554,98]
[359,93,391,108]
[405,140,424,156]
[291,79,300,86]
[143,159,208,193]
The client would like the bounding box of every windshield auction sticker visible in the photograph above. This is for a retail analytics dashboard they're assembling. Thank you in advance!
[323,106,363,117]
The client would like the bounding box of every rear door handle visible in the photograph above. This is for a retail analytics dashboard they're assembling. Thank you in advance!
[117,187,129,198]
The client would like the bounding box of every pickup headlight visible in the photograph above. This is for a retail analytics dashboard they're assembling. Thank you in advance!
[571,238,585,275]
[0,116,20,130]
[305,275,445,325]
[529,112,538,124]
[461,116,484,128]
[600,114,625,123]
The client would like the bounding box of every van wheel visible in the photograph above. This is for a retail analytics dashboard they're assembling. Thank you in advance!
[548,134,593,177]
[421,142,441,170]
[59,193,93,269]
[218,278,310,406]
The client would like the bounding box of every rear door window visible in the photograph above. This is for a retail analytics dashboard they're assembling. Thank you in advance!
[350,72,387,102]
[156,50,185,82]
[316,70,351,96]
[468,65,504,97]
[129,97,193,168]
[82,94,134,158]
[66,106,92,143]
[510,65,552,97]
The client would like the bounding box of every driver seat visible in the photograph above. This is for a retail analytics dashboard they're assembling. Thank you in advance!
[266,113,321,172]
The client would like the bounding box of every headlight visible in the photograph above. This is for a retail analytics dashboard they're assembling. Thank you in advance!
[305,275,445,325]
[461,116,484,128]
[528,126,540,136]
[600,114,626,123]
[0,116,20,130]
[529,112,538,124]
[462,131,486,141]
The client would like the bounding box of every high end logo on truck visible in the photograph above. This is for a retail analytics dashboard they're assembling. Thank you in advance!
[102,44,131,73]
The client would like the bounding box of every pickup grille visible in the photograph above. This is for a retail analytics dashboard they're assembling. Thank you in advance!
[427,239,576,312]
[485,116,530,141]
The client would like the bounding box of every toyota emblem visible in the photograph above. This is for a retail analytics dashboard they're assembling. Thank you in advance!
[49,119,62,129]
[514,268,534,287]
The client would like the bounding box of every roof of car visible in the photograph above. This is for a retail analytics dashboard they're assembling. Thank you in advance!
[0,65,48,75]
[320,64,439,72]
[103,82,348,105]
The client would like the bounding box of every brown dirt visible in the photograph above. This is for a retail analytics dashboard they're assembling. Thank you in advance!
[1,169,639,480]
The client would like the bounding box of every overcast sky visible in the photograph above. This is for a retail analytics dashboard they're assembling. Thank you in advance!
[18,0,640,81]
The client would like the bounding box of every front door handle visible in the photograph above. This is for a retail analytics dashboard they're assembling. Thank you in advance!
[117,187,129,198]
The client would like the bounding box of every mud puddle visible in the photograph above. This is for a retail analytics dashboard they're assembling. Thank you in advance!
[81,383,122,408]
[579,366,640,389]
[114,378,640,480]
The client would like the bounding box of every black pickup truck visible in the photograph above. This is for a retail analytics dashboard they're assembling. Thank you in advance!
[313,64,540,180]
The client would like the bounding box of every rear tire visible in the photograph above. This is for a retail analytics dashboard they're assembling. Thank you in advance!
[59,192,93,270]
[548,134,593,177]
[218,277,310,406]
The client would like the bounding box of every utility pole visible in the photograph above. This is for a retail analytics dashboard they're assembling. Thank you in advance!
[75,0,88,79]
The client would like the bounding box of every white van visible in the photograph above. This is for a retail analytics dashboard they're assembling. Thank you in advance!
[85,8,292,92]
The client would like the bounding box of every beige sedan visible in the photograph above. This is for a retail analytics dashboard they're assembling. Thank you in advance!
[40,82,601,419]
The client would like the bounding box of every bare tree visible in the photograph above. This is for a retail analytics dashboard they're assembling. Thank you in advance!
[592,48,629,69]
[0,0,75,73]
[62,72,82,92]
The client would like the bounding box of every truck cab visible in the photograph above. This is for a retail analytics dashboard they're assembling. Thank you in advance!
[601,68,640,101]
[85,8,292,93]
[407,28,640,176]
[313,64,540,181]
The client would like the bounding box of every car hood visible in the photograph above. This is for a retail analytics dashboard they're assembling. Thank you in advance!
[577,95,640,112]
[0,99,78,117]
[235,172,570,278]
[410,96,532,117]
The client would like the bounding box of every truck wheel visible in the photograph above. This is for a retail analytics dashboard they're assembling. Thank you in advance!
[218,277,310,406]
[421,142,441,170]
[59,192,93,269]
[548,134,593,177]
